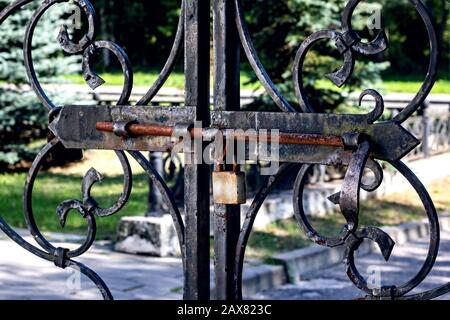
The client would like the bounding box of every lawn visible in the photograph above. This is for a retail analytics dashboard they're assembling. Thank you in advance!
[382,76,450,94]
[245,176,450,261]
[245,201,425,261]
[1,158,449,261]
[64,70,450,94]
[0,171,150,240]
[64,70,261,91]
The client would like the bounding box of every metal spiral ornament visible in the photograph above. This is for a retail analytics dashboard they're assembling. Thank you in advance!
[232,0,445,301]
[0,0,447,301]
[0,0,186,300]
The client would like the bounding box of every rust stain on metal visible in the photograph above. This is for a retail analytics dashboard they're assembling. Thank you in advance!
[212,171,246,205]
[96,121,344,148]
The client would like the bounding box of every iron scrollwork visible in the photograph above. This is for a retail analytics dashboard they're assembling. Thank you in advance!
[0,0,186,300]
[0,0,447,301]
[233,0,445,301]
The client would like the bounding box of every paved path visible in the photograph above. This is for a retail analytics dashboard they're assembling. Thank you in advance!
[1,153,449,300]
[0,231,281,300]
[253,230,450,300]
[1,228,450,300]
[0,237,184,300]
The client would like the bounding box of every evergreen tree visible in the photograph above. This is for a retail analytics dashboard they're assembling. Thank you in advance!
[0,0,79,170]
[243,0,389,113]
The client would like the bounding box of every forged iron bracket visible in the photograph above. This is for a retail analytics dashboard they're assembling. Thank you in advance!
[0,0,444,302]
[49,105,420,165]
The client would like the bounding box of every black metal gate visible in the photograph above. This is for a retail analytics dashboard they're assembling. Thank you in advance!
[0,0,447,300]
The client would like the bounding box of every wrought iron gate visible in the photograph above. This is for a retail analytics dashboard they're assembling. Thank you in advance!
[0,0,447,300]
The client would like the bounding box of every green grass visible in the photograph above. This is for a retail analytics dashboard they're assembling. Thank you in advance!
[315,78,450,95]
[246,176,450,261]
[246,202,424,261]
[64,70,261,90]
[64,70,186,89]
[1,170,449,261]
[63,70,450,94]
[382,77,450,94]
[0,172,149,240]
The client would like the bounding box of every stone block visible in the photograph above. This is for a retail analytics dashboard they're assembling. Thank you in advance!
[114,216,181,257]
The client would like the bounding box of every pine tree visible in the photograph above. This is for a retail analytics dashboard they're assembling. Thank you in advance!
[0,0,79,170]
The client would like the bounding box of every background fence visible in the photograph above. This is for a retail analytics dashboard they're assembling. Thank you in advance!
[56,85,450,209]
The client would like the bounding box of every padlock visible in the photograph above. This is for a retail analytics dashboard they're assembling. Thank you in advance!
[212,163,246,205]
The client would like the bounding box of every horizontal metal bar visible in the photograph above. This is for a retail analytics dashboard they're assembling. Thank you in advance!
[95,121,345,148]
[50,105,420,163]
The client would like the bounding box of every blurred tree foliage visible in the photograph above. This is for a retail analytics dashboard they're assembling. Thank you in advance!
[241,0,383,112]
[383,0,448,75]
[0,0,79,170]
[92,0,182,69]
[0,0,448,171]
[240,0,448,112]
[90,0,447,111]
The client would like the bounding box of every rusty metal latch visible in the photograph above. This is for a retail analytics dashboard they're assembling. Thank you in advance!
[49,105,420,165]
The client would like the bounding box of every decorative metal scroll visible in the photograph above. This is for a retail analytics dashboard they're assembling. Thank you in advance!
[232,0,444,301]
[0,0,186,300]
[0,0,447,301]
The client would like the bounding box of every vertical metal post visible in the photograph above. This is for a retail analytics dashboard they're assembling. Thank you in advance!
[213,0,241,300]
[183,0,211,300]
[147,152,164,216]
